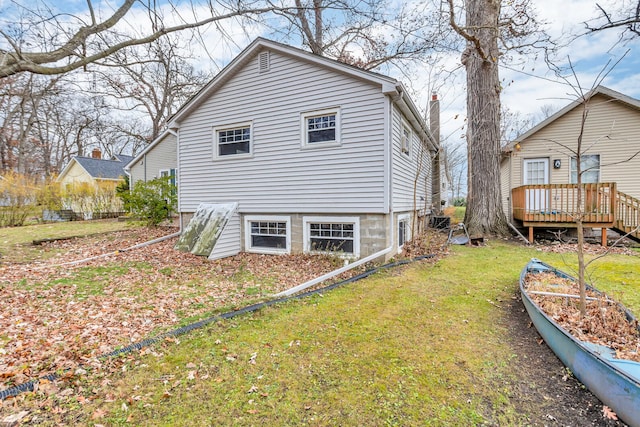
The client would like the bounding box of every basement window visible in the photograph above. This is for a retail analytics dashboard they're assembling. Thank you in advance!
[245,216,290,254]
[303,216,359,258]
[398,214,410,249]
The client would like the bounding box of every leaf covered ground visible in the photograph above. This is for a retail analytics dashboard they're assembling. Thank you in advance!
[2,226,404,393]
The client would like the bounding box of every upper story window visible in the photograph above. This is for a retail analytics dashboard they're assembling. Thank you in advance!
[301,108,341,148]
[570,154,600,183]
[401,123,412,156]
[213,122,252,159]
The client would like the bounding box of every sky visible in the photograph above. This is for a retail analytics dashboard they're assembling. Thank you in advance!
[167,0,640,149]
[1,0,638,148]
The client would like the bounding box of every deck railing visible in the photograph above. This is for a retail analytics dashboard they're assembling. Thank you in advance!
[512,183,617,225]
[615,191,640,237]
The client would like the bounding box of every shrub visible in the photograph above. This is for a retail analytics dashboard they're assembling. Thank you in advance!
[452,197,467,207]
[0,172,38,227]
[122,177,177,226]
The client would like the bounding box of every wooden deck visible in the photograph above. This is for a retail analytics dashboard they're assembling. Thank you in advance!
[511,183,640,245]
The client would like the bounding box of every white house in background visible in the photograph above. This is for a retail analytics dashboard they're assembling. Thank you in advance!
[125,129,178,189]
[169,38,440,261]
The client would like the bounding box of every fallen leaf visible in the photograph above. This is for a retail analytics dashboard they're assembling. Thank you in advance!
[91,409,107,420]
[602,405,618,420]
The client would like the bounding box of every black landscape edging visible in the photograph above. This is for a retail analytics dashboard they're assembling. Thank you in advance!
[0,254,435,400]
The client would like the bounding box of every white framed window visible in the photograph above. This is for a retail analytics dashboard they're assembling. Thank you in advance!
[244,215,290,254]
[570,155,600,183]
[213,122,253,159]
[401,123,412,156]
[301,108,341,148]
[303,216,359,258]
[159,168,178,195]
[398,214,410,249]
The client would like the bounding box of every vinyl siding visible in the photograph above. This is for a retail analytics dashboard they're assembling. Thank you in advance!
[58,161,93,186]
[209,211,241,260]
[177,48,387,214]
[391,105,432,212]
[129,133,177,187]
[502,93,640,217]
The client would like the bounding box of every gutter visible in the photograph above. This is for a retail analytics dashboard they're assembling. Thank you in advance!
[386,84,439,153]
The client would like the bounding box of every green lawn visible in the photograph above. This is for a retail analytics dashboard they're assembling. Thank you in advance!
[61,240,639,426]
[0,219,140,262]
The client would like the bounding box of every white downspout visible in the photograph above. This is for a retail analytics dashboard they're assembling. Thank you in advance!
[274,92,399,298]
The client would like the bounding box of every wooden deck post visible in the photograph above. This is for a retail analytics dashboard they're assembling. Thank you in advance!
[529,226,534,243]
[601,228,607,247]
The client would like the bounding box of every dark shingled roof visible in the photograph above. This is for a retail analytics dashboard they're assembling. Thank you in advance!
[74,156,130,179]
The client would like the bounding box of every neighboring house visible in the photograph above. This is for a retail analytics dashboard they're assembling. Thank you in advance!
[169,38,440,261]
[57,149,133,217]
[126,129,178,189]
[501,86,640,243]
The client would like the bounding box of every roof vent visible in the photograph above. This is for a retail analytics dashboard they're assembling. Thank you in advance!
[259,51,270,73]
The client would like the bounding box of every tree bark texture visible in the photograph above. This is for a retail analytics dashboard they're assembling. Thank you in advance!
[462,0,510,237]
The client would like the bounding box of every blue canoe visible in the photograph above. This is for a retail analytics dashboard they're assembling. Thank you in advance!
[520,258,640,427]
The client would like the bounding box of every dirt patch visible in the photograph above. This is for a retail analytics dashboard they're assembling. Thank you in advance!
[505,291,627,426]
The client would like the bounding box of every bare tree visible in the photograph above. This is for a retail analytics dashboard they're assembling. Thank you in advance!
[446,0,548,237]
[441,140,467,203]
[500,105,533,147]
[0,0,299,78]
[267,0,439,71]
[95,35,211,146]
[586,1,640,38]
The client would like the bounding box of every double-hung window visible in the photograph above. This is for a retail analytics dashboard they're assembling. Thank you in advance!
[301,108,340,147]
[214,122,252,158]
[303,216,359,258]
[245,216,290,254]
[570,154,600,183]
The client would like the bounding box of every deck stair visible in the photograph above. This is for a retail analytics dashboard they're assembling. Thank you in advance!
[613,190,640,243]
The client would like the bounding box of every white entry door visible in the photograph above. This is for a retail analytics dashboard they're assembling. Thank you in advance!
[523,158,549,211]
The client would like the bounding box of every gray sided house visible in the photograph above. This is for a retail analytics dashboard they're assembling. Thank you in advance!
[126,129,178,188]
[170,38,439,261]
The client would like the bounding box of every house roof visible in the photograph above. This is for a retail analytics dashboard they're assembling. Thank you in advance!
[58,155,130,181]
[506,85,640,152]
[168,37,437,151]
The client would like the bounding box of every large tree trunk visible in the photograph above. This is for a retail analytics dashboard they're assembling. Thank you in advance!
[461,0,509,237]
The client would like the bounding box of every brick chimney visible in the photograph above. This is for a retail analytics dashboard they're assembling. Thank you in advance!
[91,148,102,159]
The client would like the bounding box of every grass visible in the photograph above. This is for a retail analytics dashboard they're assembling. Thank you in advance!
[67,239,640,426]
[443,206,465,224]
[0,219,140,262]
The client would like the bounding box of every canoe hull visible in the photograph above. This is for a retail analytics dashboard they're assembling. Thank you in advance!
[520,259,640,427]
